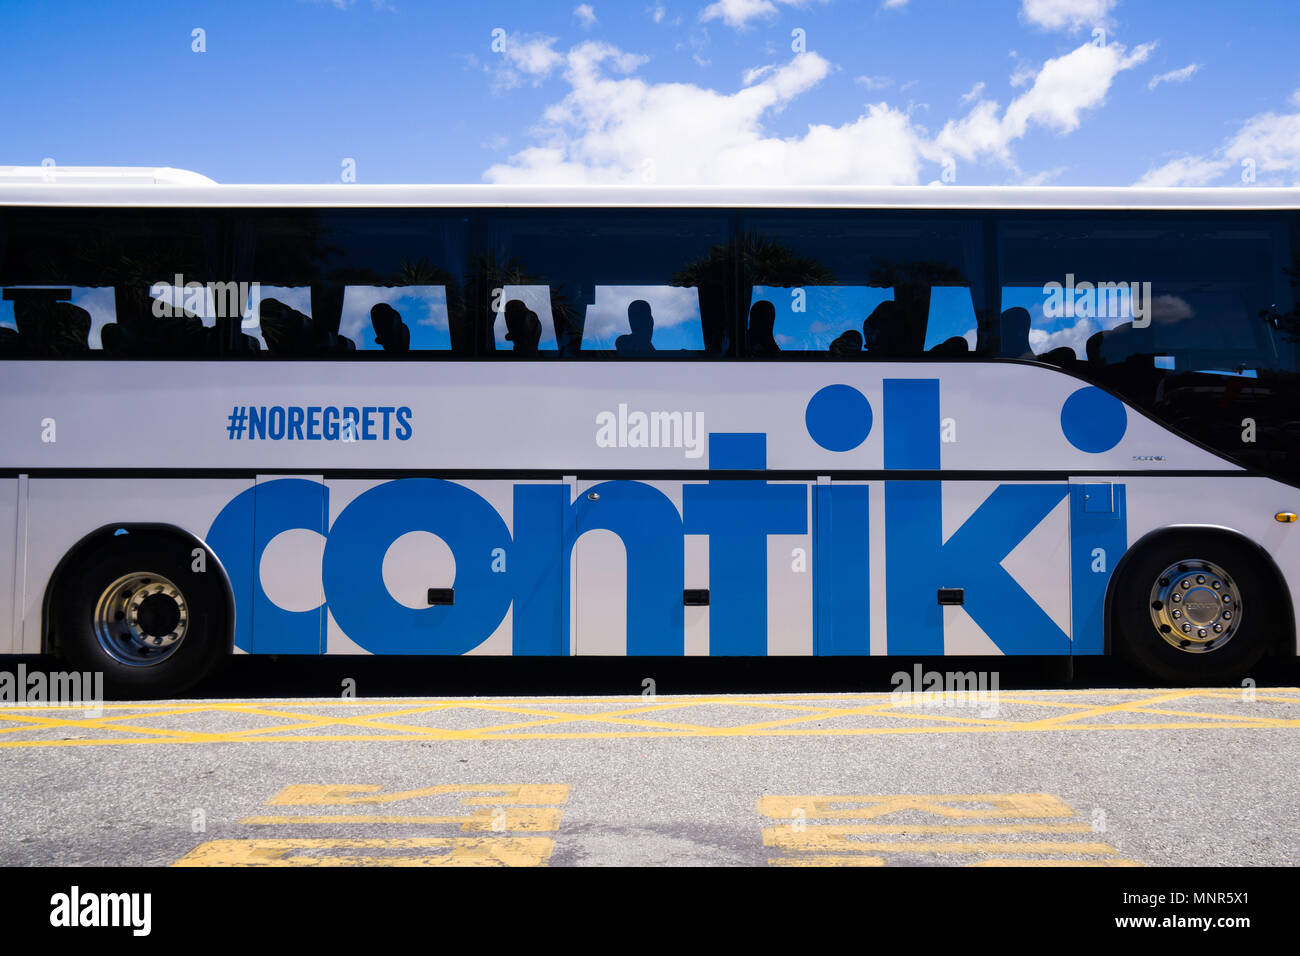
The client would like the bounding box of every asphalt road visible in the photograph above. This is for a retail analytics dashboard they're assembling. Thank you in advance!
[0,655,1297,867]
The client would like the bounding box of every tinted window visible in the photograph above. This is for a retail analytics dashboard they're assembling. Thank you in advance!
[237,209,471,356]
[998,212,1300,483]
[483,210,732,357]
[738,212,986,358]
[0,207,223,357]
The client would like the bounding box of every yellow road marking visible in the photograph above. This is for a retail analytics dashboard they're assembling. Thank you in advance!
[969,858,1144,867]
[0,689,1296,747]
[763,831,1119,856]
[758,793,1075,820]
[173,837,557,867]
[760,792,1138,867]
[240,809,563,831]
[180,781,569,867]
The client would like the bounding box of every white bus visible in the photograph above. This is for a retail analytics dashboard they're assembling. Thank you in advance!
[1,169,1297,695]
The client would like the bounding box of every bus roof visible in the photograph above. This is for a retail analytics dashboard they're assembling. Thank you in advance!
[0,168,1296,209]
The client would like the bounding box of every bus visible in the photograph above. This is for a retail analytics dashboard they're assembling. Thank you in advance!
[1,168,1297,695]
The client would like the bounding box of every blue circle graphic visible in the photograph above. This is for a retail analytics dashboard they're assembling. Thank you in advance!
[806,384,873,452]
[1061,386,1127,453]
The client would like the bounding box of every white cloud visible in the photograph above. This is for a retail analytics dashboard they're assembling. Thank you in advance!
[699,0,830,30]
[937,40,1153,165]
[1021,0,1115,31]
[491,33,565,91]
[575,4,598,27]
[960,81,986,103]
[881,0,908,8]
[650,3,666,21]
[486,38,1153,185]
[1137,104,1300,186]
[856,75,892,90]
[1147,63,1198,90]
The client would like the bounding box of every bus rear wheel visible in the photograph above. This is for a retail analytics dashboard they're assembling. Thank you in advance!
[1112,534,1277,685]
[53,535,228,698]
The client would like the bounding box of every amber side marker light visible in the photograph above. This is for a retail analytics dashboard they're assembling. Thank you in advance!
[1277,513,1298,523]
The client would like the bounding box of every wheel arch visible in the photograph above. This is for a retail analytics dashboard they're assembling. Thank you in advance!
[43,523,237,657]
[1103,523,1297,656]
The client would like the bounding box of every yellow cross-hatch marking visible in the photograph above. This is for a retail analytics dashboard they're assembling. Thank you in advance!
[176,782,571,867]
[758,792,1143,867]
[1,687,1297,747]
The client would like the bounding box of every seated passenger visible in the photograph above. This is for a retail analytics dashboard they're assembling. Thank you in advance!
[1038,346,1076,369]
[747,300,780,356]
[862,300,906,355]
[370,303,410,353]
[829,329,863,356]
[503,299,542,353]
[615,299,656,355]
[928,335,969,356]
[998,307,1034,360]
[259,298,354,355]
[14,299,92,356]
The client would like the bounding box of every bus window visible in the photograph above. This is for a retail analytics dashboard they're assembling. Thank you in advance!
[239,210,471,357]
[997,211,1300,481]
[0,208,222,357]
[740,212,986,358]
[483,211,731,357]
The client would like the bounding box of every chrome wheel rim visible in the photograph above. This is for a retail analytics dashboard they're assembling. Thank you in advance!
[92,572,189,666]
[1148,559,1241,654]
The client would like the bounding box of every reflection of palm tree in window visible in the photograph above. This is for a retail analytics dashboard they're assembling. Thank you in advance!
[674,231,834,355]
[616,299,656,354]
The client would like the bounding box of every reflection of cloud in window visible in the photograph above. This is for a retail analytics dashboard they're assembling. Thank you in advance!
[493,285,556,350]
[582,286,703,350]
[1002,286,1132,359]
[75,287,116,350]
[339,286,450,351]
[1153,294,1193,323]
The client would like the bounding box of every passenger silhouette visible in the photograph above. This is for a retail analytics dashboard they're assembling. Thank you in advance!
[259,298,354,355]
[503,299,542,353]
[998,307,1034,359]
[829,329,863,356]
[370,303,410,353]
[747,300,780,356]
[928,335,970,356]
[615,299,656,354]
[862,300,905,355]
[9,291,91,356]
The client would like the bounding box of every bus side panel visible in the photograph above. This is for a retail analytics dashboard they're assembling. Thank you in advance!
[23,478,255,654]
[1109,476,1300,654]
[1,478,18,654]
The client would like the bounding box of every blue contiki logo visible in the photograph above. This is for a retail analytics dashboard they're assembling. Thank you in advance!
[207,379,1127,658]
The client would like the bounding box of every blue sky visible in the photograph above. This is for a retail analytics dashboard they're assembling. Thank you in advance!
[2,0,1298,185]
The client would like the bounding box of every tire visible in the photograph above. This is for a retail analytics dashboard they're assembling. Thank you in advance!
[1112,532,1278,685]
[52,535,228,698]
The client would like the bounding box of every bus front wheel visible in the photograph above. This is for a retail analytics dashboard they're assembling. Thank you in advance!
[1112,533,1278,685]
[52,535,228,698]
